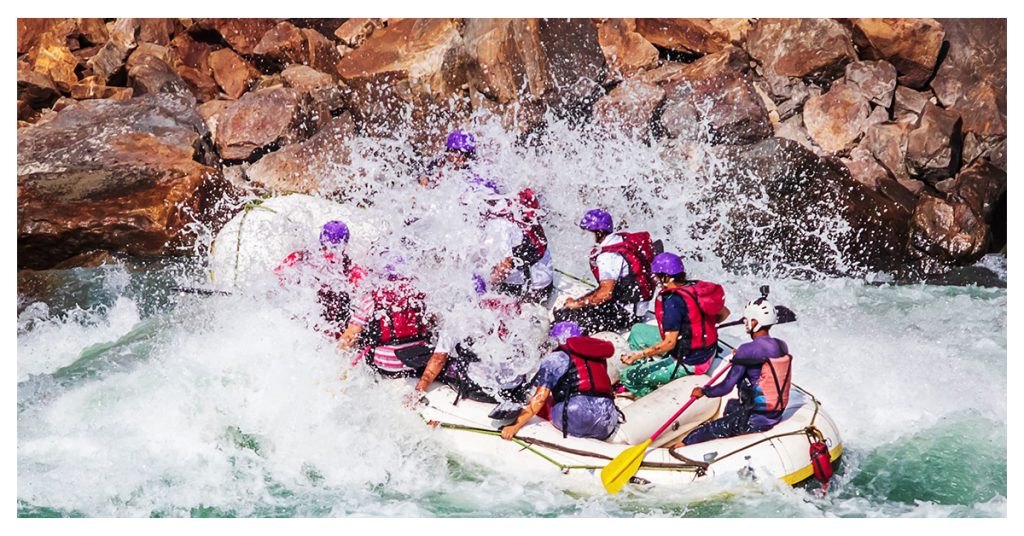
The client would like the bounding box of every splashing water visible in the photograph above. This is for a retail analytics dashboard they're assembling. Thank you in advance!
[17,114,1006,517]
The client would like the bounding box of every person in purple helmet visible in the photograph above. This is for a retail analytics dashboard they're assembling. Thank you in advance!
[275,221,366,339]
[420,129,477,187]
[553,209,656,334]
[619,252,730,398]
[501,321,620,441]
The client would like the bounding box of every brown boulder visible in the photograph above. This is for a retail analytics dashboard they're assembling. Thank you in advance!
[17,92,225,270]
[945,160,1006,222]
[86,18,140,81]
[909,196,989,265]
[26,30,79,92]
[759,74,819,120]
[339,18,471,147]
[18,61,60,109]
[246,114,358,194]
[69,76,134,100]
[597,19,659,78]
[846,18,944,89]
[746,18,855,81]
[215,86,314,161]
[842,147,918,210]
[303,28,342,74]
[281,65,335,91]
[128,53,193,98]
[463,19,607,125]
[962,133,1006,172]
[906,102,962,183]
[592,78,665,137]
[194,19,277,55]
[334,18,384,47]
[844,60,897,107]
[168,33,220,102]
[138,18,180,45]
[893,86,931,124]
[773,115,815,151]
[253,21,307,65]
[658,46,769,144]
[197,99,234,141]
[209,48,260,99]
[635,18,749,55]
[75,19,109,46]
[17,19,77,54]
[861,122,913,181]
[932,19,1006,137]
[802,83,870,154]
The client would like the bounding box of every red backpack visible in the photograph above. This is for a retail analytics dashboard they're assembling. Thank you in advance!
[655,281,725,352]
[589,232,656,302]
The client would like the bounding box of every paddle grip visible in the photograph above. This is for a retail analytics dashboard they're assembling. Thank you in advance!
[648,362,733,441]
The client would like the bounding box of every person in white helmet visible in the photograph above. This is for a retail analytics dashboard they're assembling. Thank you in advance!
[678,297,794,445]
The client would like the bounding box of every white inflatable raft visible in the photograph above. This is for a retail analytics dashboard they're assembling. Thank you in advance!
[208,194,844,491]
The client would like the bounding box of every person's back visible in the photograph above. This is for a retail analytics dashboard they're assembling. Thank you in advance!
[344,274,432,378]
[681,298,792,446]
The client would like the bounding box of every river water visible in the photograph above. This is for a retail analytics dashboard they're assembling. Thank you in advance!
[16,119,1007,517]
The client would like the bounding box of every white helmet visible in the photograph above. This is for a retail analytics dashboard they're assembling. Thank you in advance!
[743,298,778,333]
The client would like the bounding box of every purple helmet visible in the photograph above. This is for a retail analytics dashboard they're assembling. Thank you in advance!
[320,220,350,246]
[472,273,487,295]
[550,321,582,344]
[446,130,476,154]
[579,209,613,233]
[466,176,501,196]
[651,252,685,276]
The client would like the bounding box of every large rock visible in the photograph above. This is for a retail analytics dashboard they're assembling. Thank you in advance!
[138,18,181,46]
[846,18,945,89]
[86,18,140,81]
[635,18,750,55]
[943,160,1006,222]
[128,52,193,98]
[906,102,962,183]
[463,18,607,127]
[25,30,79,92]
[334,18,385,47]
[893,86,931,124]
[844,60,897,107]
[757,73,819,120]
[660,46,770,144]
[746,18,856,81]
[861,122,913,181]
[338,18,471,148]
[842,147,918,210]
[592,78,665,137]
[245,114,357,194]
[17,19,77,54]
[802,83,871,154]
[192,18,277,55]
[17,61,60,109]
[17,93,226,270]
[909,196,989,266]
[931,19,1006,138]
[708,137,916,277]
[209,48,260,99]
[596,19,659,78]
[962,132,1006,172]
[215,86,314,161]
[168,33,220,102]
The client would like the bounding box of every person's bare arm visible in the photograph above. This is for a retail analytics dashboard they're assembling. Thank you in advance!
[622,331,678,365]
[564,280,615,309]
[501,387,550,440]
[415,352,449,392]
[717,306,731,323]
[489,257,517,285]
[336,323,364,350]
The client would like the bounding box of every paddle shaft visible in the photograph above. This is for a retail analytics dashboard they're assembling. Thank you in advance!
[648,361,733,441]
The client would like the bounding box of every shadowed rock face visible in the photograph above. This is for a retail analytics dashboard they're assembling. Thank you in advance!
[708,137,915,278]
[17,93,228,270]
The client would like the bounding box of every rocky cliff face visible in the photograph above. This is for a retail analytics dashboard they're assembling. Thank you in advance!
[16,18,1006,276]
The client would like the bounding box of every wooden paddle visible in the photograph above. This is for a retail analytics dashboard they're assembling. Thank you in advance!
[600,361,733,494]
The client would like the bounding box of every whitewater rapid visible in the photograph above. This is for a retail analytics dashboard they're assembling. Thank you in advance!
[17,118,1007,517]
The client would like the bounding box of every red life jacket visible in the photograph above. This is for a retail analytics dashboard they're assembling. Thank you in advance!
[370,278,429,345]
[551,336,615,437]
[487,192,548,266]
[654,281,725,353]
[588,232,656,302]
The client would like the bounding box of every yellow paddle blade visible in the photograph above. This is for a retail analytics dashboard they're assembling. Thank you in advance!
[600,439,653,494]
